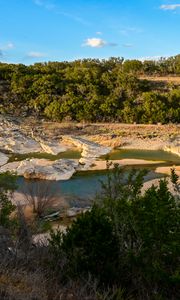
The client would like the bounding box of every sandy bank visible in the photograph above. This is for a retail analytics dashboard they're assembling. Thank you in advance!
[85,159,165,171]
[155,165,180,177]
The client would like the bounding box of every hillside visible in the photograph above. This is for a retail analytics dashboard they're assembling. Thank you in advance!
[0,56,180,124]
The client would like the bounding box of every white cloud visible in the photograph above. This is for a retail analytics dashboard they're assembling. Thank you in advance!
[83,38,117,48]
[83,38,107,48]
[160,4,180,10]
[96,31,102,35]
[27,51,46,58]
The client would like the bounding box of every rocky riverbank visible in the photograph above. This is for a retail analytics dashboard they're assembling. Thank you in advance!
[0,158,79,180]
[0,116,179,180]
[164,136,180,157]
[0,116,69,155]
[0,117,112,179]
[87,159,165,171]
[63,136,111,169]
[88,132,180,154]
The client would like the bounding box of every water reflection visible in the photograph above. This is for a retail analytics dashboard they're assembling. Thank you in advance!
[16,149,180,207]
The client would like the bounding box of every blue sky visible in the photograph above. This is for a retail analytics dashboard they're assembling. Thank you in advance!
[0,0,180,64]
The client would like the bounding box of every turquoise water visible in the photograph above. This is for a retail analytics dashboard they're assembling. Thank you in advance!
[9,149,180,164]
[18,168,164,207]
[17,149,180,206]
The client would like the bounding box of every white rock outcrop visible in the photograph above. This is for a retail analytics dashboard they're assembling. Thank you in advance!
[0,158,78,180]
[0,118,42,154]
[64,136,111,169]
[0,130,42,154]
[0,117,67,155]
[164,135,180,157]
[40,141,67,155]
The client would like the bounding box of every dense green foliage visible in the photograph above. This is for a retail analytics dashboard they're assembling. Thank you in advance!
[0,55,180,123]
[0,172,16,227]
[50,205,118,284]
[0,168,179,299]
[50,166,180,299]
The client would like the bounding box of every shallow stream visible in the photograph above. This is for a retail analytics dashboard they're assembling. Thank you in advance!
[17,149,180,206]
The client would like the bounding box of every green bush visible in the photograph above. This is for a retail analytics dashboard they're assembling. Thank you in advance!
[0,57,180,123]
[49,166,180,299]
[0,172,17,227]
[50,205,119,284]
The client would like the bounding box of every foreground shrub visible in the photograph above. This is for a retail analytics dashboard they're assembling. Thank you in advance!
[49,167,180,299]
[50,205,119,284]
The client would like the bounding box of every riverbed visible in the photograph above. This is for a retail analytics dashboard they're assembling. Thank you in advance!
[16,149,180,207]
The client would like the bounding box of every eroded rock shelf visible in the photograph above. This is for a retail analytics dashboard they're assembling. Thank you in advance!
[0,116,179,180]
[0,117,112,179]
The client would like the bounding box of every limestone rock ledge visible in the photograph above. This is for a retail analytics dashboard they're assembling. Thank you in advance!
[0,134,42,154]
[164,135,180,157]
[0,118,42,154]
[39,141,67,155]
[0,158,78,180]
[63,136,111,169]
[32,135,67,155]
[0,117,67,155]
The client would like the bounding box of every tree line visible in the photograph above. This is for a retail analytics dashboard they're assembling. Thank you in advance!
[0,55,180,123]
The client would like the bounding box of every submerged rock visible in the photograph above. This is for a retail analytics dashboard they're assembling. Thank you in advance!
[0,158,79,180]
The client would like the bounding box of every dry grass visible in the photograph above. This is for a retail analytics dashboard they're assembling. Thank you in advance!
[139,76,180,84]
[20,117,180,139]
[0,267,48,300]
[87,134,122,147]
[0,262,118,300]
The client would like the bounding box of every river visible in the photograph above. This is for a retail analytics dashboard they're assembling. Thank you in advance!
[16,149,180,207]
